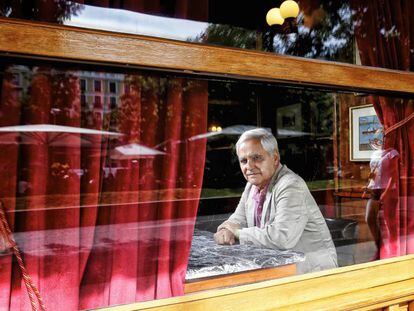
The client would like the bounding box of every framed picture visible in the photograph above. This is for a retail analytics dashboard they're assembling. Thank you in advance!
[349,105,383,161]
[276,103,302,131]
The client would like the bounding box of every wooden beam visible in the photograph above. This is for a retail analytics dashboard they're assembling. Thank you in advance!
[1,19,414,94]
[185,264,296,294]
[102,255,414,311]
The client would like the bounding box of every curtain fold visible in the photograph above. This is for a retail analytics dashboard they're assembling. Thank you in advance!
[352,0,414,258]
[0,69,22,310]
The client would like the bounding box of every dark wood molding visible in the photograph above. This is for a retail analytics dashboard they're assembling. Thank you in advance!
[1,18,414,94]
[185,264,296,294]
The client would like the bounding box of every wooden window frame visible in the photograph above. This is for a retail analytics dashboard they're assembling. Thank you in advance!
[1,18,414,310]
[1,18,414,94]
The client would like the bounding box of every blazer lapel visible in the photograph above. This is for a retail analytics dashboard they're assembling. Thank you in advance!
[246,189,255,227]
[260,165,284,228]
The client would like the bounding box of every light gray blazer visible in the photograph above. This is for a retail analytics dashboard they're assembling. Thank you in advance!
[226,165,338,274]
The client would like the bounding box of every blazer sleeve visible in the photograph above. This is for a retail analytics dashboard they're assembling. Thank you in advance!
[238,177,308,250]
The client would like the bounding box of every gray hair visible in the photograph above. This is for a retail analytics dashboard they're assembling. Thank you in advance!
[235,128,279,158]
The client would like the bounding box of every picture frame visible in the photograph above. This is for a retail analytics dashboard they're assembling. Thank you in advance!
[349,105,383,161]
[276,103,302,131]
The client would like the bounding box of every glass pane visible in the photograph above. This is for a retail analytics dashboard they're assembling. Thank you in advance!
[1,0,413,71]
[0,62,413,310]
[0,64,208,309]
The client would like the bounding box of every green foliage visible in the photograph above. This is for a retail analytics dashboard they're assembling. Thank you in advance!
[0,1,84,23]
[273,1,354,63]
[191,24,257,50]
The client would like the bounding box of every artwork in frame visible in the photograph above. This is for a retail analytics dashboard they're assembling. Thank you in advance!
[276,103,302,131]
[349,105,383,161]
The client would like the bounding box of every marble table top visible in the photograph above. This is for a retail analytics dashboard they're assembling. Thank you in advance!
[186,229,305,280]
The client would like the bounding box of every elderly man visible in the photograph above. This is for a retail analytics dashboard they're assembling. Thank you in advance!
[214,128,338,273]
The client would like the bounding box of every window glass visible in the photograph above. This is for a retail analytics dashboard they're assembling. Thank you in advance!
[0,62,413,310]
[110,96,116,109]
[80,78,86,92]
[94,80,101,92]
[1,0,412,71]
[109,81,116,94]
[94,95,101,107]
[80,93,86,105]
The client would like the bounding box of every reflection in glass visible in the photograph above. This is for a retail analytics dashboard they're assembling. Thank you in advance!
[0,63,413,309]
[2,1,412,70]
[0,65,208,309]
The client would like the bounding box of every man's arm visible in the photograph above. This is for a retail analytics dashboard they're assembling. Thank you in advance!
[238,178,308,250]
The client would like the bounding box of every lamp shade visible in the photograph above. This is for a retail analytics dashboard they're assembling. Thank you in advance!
[280,0,300,19]
[266,8,284,26]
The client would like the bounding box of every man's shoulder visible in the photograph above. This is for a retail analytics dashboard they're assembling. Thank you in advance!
[271,165,307,191]
[277,165,304,182]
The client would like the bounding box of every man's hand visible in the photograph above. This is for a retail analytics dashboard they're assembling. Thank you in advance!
[219,222,241,238]
[214,228,236,245]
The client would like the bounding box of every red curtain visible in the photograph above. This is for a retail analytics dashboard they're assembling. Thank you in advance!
[0,67,207,310]
[351,0,414,258]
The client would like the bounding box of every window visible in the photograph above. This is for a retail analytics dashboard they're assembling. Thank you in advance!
[1,6,413,308]
[80,78,86,92]
[0,62,413,310]
[94,80,101,92]
[109,81,116,93]
[94,95,102,108]
[110,96,117,109]
[80,94,86,104]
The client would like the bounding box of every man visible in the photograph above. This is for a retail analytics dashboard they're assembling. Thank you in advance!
[214,128,338,273]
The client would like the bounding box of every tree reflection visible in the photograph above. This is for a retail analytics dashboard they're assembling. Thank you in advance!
[192,24,257,50]
[273,1,354,62]
[0,0,83,23]
[192,1,355,64]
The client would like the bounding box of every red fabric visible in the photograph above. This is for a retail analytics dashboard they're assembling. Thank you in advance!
[0,70,21,309]
[352,0,414,258]
[0,68,207,310]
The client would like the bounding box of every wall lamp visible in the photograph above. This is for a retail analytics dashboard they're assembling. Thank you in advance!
[266,0,300,26]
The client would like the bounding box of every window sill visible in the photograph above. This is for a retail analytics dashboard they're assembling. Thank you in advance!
[104,255,414,310]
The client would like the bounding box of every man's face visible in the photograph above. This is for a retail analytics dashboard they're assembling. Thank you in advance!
[238,138,279,189]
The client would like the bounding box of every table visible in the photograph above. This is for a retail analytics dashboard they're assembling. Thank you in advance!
[185,230,305,293]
